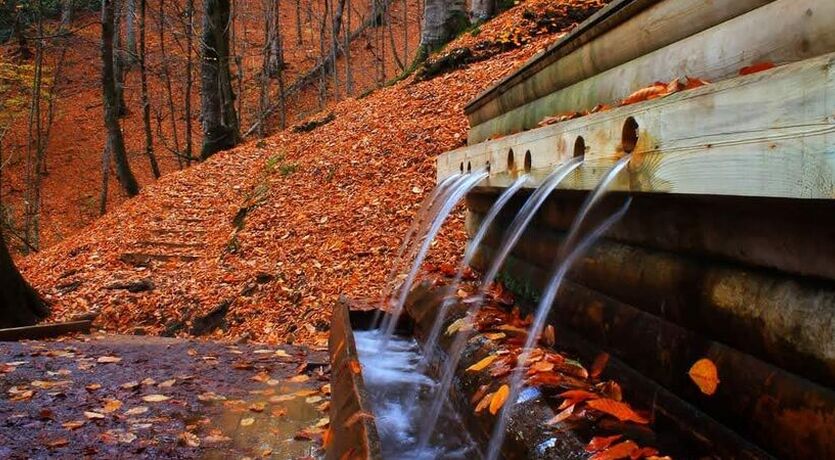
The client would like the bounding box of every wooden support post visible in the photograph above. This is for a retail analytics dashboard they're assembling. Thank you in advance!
[0,320,92,342]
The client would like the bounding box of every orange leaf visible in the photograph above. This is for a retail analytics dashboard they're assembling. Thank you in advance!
[585,434,622,453]
[684,76,710,90]
[739,61,775,76]
[466,355,497,372]
[589,440,639,460]
[620,84,666,106]
[348,359,362,374]
[475,391,494,413]
[590,352,609,379]
[546,404,574,425]
[489,384,509,415]
[688,358,720,395]
[586,399,649,424]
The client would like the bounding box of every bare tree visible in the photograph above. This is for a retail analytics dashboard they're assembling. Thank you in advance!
[112,0,128,115]
[200,0,240,159]
[61,0,75,30]
[101,0,140,196]
[139,0,160,177]
[23,0,45,252]
[184,0,195,164]
[156,0,183,168]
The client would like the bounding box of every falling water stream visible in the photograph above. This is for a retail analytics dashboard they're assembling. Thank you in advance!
[380,170,489,349]
[418,158,582,450]
[421,174,530,366]
[485,154,633,459]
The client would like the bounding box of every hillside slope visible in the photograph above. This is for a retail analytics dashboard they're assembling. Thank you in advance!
[20,0,607,346]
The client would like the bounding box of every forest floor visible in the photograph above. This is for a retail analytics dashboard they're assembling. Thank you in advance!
[18,0,609,347]
[0,334,330,459]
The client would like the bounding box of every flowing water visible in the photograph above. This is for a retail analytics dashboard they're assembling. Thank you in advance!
[418,159,581,450]
[421,174,529,367]
[485,154,633,459]
[354,329,478,460]
[380,170,489,348]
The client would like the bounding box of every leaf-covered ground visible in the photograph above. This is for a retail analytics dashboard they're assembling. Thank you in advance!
[19,0,609,346]
[0,335,330,459]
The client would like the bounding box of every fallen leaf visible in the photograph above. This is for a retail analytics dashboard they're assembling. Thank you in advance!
[589,440,639,460]
[198,391,227,402]
[121,381,140,390]
[45,438,69,448]
[586,435,622,453]
[180,431,201,447]
[85,383,102,391]
[84,411,105,420]
[466,355,497,372]
[306,396,323,404]
[141,394,171,403]
[97,356,122,364]
[62,420,85,430]
[290,374,311,382]
[547,404,574,425]
[688,358,720,396]
[158,379,176,388]
[315,417,330,428]
[240,417,255,427]
[590,353,609,379]
[347,359,361,375]
[124,406,149,416]
[739,61,775,76]
[586,399,649,424]
[102,399,123,413]
[489,384,510,415]
[249,402,266,412]
[118,432,137,444]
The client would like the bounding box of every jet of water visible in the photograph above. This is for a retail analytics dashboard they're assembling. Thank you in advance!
[372,173,465,328]
[422,174,529,366]
[485,198,631,459]
[486,154,633,460]
[380,169,489,349]
[417,158,582,450]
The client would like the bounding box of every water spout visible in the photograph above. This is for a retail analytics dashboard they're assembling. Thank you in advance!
[381,169,489,348]
[422,174,529,366]
[418,158,582,450]
[486,155,633,460]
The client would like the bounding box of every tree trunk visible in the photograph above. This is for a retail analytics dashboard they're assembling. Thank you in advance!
[184,0,195,165]
[101,0,140,196]
[24,2,45,253]
[11,8,33,60]
[295,0,302,45]
[331,0,345,100]
[139,0,160,177]
[200,0,240,159]
[0,141,47,328]
[124,0,138,64]
[469,0,494,22]
[113,0,128,115]
[61,0,75,30]
[267,0,285,77]
[157,0,183,168]
[419,0,466,50]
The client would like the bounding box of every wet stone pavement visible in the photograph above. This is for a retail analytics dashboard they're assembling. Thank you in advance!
[0,335,330,459]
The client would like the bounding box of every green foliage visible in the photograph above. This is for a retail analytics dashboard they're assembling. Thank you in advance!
[264,153,286,173]
[497,270,541,304]
[278,162,298,177]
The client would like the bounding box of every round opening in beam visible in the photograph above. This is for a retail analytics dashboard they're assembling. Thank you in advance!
[507,149,515,172]
[622,117,639,153]
[573,136,586,158]
[524,151,532,173]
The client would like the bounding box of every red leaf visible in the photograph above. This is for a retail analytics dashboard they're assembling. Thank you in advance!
[590,352,609,379]
[586,398,649,424]
[739,61,775,76]
[589,440,639,460]
[585,434,623,453]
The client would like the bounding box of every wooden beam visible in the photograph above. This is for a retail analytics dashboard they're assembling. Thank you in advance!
[468,208,835,387]
[0,320,92,342]
[468,0,835,143]
[465,0,773,126]
[438,51,835,199]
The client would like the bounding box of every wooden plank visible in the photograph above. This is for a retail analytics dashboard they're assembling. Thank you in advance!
[472,246,835,460]
[468,208,835,387]
[466,0,773,126]
[466,190,835,281]
[468,0,835,143]
[0,320,92,342]
[438,51,835,199]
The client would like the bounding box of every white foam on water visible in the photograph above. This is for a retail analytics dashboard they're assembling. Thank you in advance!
[355,330,478,459]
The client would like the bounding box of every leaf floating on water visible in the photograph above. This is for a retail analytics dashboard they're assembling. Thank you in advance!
[102,398,123,413]
[62,420,85,430]
[290,374,311,382]
[124,406,149,416]
[84,411,105,420]
[240,417,255,427]
[586,399,649,424]
[489,384,510,415]
[445,318,471,336]
[466,355,497,372]
[688,358,720,395]
[141,394,170,403]
[179,431,201,447]
[97,356,122,364]
[45,438,69,448]
[585,435,623,453]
